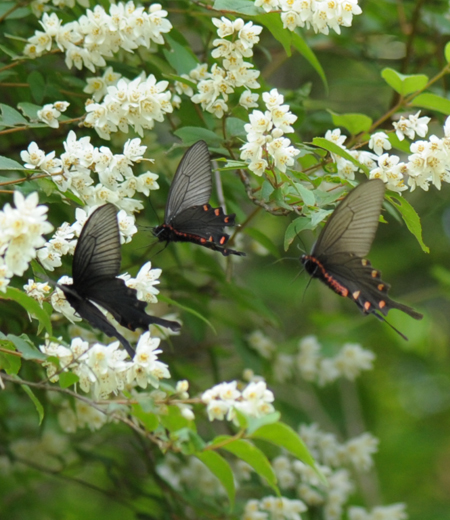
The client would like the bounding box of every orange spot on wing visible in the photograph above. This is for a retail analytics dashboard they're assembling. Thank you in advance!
[364,301,371,311]
[379,300,386,309]
[220,236,226,245]
[353,291,360,299]
[203,204,209,211]
[371,270,378,278]
[378,284,384,291]
[214,208,220,216]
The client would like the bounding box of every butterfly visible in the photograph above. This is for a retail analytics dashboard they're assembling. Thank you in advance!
[152,140,245,256]
[301,179,423,339]
[58,204,181,357]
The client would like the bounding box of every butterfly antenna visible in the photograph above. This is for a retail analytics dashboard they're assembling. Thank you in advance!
[373,311,408,341]
[147,192,161,226]
[301,270,313,304]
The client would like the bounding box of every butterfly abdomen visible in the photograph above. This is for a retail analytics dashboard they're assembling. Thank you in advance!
[302,254,350,298]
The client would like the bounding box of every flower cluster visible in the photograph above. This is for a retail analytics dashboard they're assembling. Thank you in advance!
[188,17,262,118]
[119,261,161,303]
[21,131,159,215]
[255,0,362,36]
[37,101,70,129]
[243,496,307,520]
[58,399,108,432]
[24,3,172,72]
[299,423,379,471]
[270,431,378,520]
[84,66,122,102]
[40,332,170,398]
[35,204,137,271]
[84,73,173,139]
[23,279,52,306]
[0,191,53,292]
[393,111,430,142]
[348,504,408,520]
[297,336,375,386]
[240,88,300,175]
[201,380,275,423]
[30,0,89,18]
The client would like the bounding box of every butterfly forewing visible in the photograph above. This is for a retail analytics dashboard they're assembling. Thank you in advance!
[72,204,121,291]
[313,179,385,258]
[165,140,212,223]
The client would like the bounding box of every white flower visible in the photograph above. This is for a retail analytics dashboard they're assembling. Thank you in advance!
[24,279,51,306]
[0,191,53,277]
[37,103,63,128]
[247,330,276,358]
[334,343,375,380]
[121,261,161,303]
[369,132,392,156]
[344,433,379,471]
[21,142,45,169]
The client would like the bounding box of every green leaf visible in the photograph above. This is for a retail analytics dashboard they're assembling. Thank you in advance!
[196,451,235,506]
[17,102,41,120]
[164,35,199,75]
[388,132,411,154]
[385,192,429,253]
[21,384,44,425]
[250,423,324,481]
[7,333,47,361]
[381,68,428,96]
[158,293,216,333]
[28,71,46,105]
[329,111,373,135]
[284,216,313,251]
[256,12,292,56]
[290,32,327,89]
[1,287,52,336]
[213,0,262,15]
[174,127,221,148]
[0,340,21,374]
[445,42,450,64]
[132,403,159,432]
[410,93,450,115]
[245,227,280,258]
[0,103,28,126]
[312,137,368,174]
[0,155,26,170]
[159,405,190,432]
[293,183,315,207]
[216,437,279,493]
[246,412,281,434]
[261,180,275,200]
[59,372,79,389]
[226,117,247,139]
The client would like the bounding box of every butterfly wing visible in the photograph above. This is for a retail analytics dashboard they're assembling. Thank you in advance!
[60,283,135,358]
[320,254,423,320]
[72,204,121,293]
[312,179,385,258]
[165,141,212,223]
[87,278,181,332]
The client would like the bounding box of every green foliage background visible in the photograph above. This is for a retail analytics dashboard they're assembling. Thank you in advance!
[1,0,450,519]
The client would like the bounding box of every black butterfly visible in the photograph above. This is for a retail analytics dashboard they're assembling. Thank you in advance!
[152,140,245,256]
[301,179,422,339]
[58,204,181,357]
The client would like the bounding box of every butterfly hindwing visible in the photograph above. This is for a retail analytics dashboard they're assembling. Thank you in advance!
[86,278,181,332]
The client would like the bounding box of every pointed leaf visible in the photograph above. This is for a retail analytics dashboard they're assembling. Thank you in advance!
[0,156,26,170]
[59,372,80,389]
[386,192,429,253]
[284,216,313,251]
[216,437,279,493]
[7,333,47,361]
[21,384,44,425]
[1,287,52,336]
[0,340,21,374]
[410,93,450,115]
[196,451,235,506]
[381,68,428,96]
[330,111,373,135]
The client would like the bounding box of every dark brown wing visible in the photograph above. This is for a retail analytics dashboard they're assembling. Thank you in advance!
[312,179,385,258]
